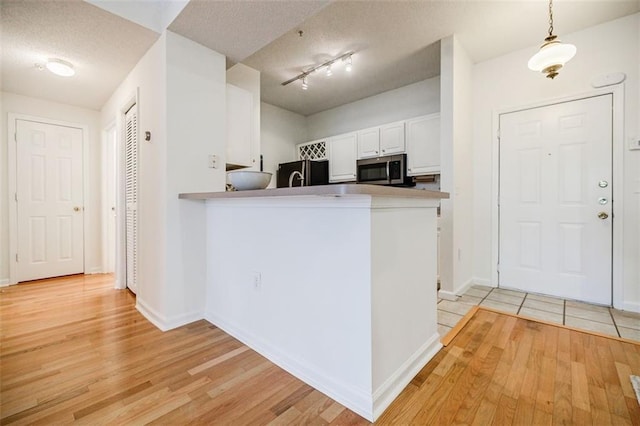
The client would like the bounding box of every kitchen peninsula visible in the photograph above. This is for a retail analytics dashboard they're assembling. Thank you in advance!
[179,184,448,421]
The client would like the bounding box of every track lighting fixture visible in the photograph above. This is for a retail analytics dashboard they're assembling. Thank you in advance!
[281,51,355,90]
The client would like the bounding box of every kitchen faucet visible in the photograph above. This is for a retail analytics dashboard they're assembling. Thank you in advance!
[288,170,304,187]
[288,161,306,187]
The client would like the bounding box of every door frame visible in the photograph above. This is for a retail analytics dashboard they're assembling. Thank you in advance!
[101,121,117,275]
[108,90,139,291]
[491,85,624,308]
[7,113,90,285]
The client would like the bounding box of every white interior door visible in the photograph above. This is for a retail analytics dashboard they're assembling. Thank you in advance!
[125,106,138,294]
[16,119,84,281]
[499,94,612,305]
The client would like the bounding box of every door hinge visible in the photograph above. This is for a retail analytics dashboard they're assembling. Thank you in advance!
[15,193,18,202]
[14,132,17,142]
[15,253,19,262]
[496,262,500,272]
[496,129,500,140]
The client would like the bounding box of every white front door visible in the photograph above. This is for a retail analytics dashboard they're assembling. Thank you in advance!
[16,119,84,281]
[499,95,612,305]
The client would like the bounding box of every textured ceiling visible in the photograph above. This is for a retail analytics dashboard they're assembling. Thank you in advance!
[168,0,332,65]
[0,0,159,111]
[2,0,639,115]
[245,0,640,116]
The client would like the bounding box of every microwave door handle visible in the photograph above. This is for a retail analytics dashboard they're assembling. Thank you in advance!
[385,161,390,182]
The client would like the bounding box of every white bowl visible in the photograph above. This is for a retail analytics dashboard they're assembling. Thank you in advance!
[227,170,272,191]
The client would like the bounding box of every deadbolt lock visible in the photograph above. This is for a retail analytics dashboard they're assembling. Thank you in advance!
[598,180,608,188]
[73,206,80,212]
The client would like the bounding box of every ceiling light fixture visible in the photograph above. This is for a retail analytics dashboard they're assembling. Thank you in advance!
[46,58,75,77]
[528,0,576,79]
[281,51,355,89]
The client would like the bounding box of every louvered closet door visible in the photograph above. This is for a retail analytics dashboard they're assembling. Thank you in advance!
[125,106,138,294]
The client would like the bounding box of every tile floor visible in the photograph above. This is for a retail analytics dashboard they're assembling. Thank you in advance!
[437,285,640,342]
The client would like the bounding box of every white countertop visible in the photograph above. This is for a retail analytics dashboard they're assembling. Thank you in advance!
[178,184,449,200]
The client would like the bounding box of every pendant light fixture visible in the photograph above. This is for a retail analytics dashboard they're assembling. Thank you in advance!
[528,0,576,79]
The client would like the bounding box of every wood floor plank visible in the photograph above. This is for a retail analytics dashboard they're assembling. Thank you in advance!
[2,276,639,425]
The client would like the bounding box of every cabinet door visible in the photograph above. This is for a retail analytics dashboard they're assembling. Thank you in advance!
[406,114,440,176]
[380,122,405,155]
[328,133,357,182]
[357,127,380,159]
[226,84,254,167]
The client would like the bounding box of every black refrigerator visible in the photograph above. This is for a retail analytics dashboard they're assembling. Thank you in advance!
[276,160,329,188]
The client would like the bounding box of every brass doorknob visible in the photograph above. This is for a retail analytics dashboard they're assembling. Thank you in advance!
[597,212,608,220]
[73,207,80,212]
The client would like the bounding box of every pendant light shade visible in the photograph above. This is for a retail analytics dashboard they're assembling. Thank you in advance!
[528,36,576,79]
[528,0,576,79]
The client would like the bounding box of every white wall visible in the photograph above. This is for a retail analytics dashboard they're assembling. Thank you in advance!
[306,77,441,140]
[260,102,308,188]
[164,31,227,324]
[1,92,102,283]
[227,63,261,171]
[100,31,227,328]
[439,36,474,298]
[472,13,640,310]
[101,32,168,315]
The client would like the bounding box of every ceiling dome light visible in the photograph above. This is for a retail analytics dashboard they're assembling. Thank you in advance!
[46,58,75,77]
[528,0,575,79]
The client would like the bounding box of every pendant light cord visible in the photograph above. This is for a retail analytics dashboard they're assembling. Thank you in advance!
[548,0,554,37]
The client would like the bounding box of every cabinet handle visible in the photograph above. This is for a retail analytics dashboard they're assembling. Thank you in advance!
[382,149,386,153]
[408,168,412,172]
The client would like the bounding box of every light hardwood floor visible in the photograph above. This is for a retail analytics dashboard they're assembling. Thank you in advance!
[1,274,639,425]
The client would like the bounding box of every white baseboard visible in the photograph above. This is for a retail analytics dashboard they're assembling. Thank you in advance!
[454,279,474,297]
[438,278,476,301]
[621,301,640,313]
[472,277,494,287]
[136,298,203,332]
[437,290,458,301]
[372,333,442,421]
[86,266,103,274]
[204,311,373,421]
[0,278,11,287]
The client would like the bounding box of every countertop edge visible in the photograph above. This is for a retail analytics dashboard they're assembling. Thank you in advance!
[178,184,449,200]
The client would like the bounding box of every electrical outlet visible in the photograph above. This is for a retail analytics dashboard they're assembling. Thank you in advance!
[252,272,261,290]
[208,154,218,168]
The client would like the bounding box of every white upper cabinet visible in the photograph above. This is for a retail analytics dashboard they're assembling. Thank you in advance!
[379,122,405,155]
[357,127,380,159]
[226,84,255,168]
[328,133,358,182]
[406,113,440,176]
[357,122,405,159]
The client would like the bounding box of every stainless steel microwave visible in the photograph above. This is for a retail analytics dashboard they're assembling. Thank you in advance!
[356,154,414,186]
